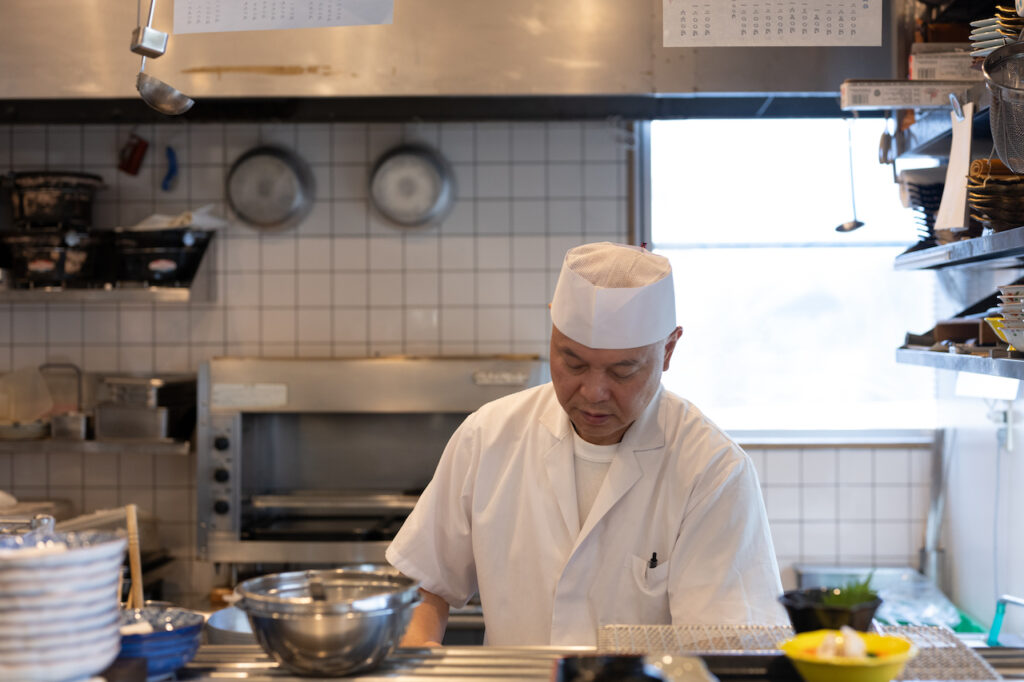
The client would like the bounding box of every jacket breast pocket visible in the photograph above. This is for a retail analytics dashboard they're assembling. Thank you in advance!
[629,554,670,597]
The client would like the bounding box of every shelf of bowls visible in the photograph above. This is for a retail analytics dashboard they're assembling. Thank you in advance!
[986,285,1024,352]
[0,513,203,681]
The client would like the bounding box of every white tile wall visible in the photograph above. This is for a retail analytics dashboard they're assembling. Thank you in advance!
[0,121,933,609]
[0,120,630,371]
[0,120,631,606]
[751,445,934,590]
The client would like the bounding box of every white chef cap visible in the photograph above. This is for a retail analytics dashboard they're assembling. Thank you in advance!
[550,242,676,349]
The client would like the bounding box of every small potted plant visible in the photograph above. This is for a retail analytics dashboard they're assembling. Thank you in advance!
[779,574,881,633]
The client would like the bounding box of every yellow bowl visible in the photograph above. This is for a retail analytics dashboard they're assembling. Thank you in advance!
[778,629,918,682]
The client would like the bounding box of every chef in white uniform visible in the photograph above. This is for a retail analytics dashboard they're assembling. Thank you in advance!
[386,242,785,647]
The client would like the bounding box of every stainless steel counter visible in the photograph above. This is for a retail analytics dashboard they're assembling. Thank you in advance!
[180,645,591,681]
[178,641,1024,681]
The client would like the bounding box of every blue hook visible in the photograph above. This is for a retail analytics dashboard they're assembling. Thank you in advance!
[161,145,178,192]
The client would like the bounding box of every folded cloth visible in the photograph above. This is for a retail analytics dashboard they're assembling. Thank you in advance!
[0,490,16,509]
[126,204,227,231]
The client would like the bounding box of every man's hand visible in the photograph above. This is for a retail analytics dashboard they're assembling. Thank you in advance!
[399,588,450,647]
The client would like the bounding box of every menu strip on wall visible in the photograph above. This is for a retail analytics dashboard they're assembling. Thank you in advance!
[173,0,393,34]
[663,1,882,47]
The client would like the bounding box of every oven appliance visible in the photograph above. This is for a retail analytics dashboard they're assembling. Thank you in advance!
[197,356,547,566]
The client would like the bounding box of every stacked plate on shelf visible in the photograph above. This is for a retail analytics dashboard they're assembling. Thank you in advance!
[899,167,946,252]
[0,526,126,681]
[969,10,1024,58]
[968,159,1024,232]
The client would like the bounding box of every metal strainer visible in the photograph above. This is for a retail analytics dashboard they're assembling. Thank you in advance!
[984,41,1024,173]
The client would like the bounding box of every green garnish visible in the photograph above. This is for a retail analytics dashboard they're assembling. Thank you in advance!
[820,572,878,607]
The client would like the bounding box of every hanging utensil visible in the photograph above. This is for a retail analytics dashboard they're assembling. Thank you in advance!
[130,0,168,58]
[836,118,865,233]
[130,0,194,115]
[137,56,194,116]
[226,146,315,230]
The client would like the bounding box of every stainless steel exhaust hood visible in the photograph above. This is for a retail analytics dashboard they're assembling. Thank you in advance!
[0,0,909,102]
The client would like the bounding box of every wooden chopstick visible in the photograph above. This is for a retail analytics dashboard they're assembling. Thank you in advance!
[126,504,144,610]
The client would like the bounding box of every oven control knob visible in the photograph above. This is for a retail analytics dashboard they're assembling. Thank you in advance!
[213,468,230,483]
[213,500,230,515]
[213,436,230,451]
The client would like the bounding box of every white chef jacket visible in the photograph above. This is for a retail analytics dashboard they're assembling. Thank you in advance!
[385,383,786,646]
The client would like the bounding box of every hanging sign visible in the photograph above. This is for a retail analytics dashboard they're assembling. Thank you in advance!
[663,0,882,47]
[934,101,975,236]
[173,0,393,34]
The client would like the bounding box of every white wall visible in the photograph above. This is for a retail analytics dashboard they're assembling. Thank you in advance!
[941,396,1024,638]
[0,120,932,609]
[0,119,627,606]
[931,267,1024,639]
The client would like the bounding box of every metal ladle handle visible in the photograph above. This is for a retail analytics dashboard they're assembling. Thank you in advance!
[145,0,158,29]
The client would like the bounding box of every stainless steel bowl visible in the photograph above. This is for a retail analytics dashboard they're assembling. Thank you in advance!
[204,606,255,645]
[234,567,420,677]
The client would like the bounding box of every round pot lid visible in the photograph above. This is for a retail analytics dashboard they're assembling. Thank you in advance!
[369,145,455,227]
[226,146,315,231]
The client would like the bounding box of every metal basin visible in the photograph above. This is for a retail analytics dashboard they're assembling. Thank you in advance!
[204,606,255,645]
[234,567,420,677]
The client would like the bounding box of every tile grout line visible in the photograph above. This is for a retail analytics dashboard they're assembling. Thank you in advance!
[329,124,336,357]
[472,123,479,355]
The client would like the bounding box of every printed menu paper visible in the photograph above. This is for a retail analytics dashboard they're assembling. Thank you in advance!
[663,1,882,47]
[174,0,393,34]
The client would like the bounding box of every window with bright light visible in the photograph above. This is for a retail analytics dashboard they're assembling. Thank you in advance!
[651,118,938,430]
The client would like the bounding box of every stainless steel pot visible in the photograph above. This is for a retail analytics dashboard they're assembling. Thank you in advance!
[234,568,420,677]
[40,363,86,441]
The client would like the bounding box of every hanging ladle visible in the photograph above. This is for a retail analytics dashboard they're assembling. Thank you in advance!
[131,0,194,116]
[138,56,195,116]
[836,118,865,233]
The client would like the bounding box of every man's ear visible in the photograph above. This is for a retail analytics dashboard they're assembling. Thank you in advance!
[662,326,683,371]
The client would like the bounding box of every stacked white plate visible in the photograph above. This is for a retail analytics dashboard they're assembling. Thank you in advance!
[0,528,126,681]
[970,12,1023,58]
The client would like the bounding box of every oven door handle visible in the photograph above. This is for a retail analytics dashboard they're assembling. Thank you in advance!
[250,493,419,514]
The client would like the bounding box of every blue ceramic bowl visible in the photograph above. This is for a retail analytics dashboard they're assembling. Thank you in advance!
[120,606,204,642]
[117,606,204,679]
[118,639,201,679]
[120,635,199,657]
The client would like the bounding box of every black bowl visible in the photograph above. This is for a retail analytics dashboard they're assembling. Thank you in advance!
[554,655,666,682]
[779,588,881,633]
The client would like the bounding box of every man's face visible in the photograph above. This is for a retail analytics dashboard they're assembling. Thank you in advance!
[549,325,682,445]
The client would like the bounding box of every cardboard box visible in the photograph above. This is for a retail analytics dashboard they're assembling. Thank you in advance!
[909,52,982,81]
[933,319,982,344]
[910,42,973,55]
[979,319,1001,346]
[840,79,983,110]
[932,318,1001,346]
